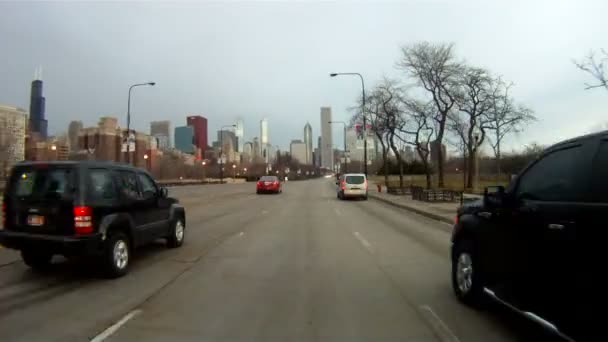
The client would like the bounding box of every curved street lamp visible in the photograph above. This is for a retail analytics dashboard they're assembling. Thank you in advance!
[329,72,367,175]
[126,82,155,164]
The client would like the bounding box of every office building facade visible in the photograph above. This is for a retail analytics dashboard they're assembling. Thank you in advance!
[320,107,333,170]
[235,118,244,152]
[150,120,172,150]
[29,77,47,139]
[304,122,313,165]
[290,140,307,164]
[175,126,195,154]
[187,115,208,154]
[68,120,83,152]
[0,105,27,179]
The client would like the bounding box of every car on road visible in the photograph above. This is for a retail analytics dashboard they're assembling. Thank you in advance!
[450,131,605,342]
[0,161,186,278]
[256,175,282,194]
[336,173,368,200]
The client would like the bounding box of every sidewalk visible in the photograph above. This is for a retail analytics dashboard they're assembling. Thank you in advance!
[368,191,459,224]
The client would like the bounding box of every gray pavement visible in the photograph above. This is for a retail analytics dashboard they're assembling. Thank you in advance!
[0,179,549,341]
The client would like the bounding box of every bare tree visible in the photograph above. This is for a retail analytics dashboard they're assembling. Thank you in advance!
[398,42,461,187]
[484,79,536,176]
[574,49,607,91]
[351,87,392,187]
[449,66,497,189]
[376,79,407,188]
[399,98,434,189]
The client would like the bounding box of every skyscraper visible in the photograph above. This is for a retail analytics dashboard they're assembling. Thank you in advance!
[68,120,83,152]
[150,120,172,150]
[235,118,244,152]
[304,122,313,165]
[260,118,269,163]
[290,140,307,164]
[174,126,195,154]
[187,115,208,155]
[320,107,333,170]
[29,70,47,139]
[0,104,27,179]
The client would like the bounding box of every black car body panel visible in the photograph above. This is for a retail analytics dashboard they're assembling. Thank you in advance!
[450,131,608,342]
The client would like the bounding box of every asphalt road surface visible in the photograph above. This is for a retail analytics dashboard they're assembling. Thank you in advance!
[0,179,557,342]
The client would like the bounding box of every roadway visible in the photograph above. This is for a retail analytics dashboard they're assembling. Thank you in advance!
[0,179,557,341]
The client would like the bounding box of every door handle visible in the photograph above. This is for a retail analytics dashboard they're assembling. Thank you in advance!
[547,223,565,230]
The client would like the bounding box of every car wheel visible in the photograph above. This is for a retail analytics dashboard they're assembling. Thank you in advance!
[21,249,53,270]
[363,196,368,201]
[102,231,130,278]
[167,218,185,248]
[452,239,485,307]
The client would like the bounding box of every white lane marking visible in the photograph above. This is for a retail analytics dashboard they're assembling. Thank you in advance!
[334,207,342,216]
[90,309,142,342]
[418,305,461,342]
[238,232,244,237]
[353,232,373,252]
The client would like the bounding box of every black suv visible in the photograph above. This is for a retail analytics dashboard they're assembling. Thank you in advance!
[450,132,604,341]
[0,161,186,278]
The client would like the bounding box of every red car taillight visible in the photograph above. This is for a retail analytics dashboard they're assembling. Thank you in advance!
[74,206,93,235]
[273,181,279,186]
[340,181,346,190]
[364,180,368,190]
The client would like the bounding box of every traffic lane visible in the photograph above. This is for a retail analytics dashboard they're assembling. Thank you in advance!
[0,188,266,342]
[108,179,437,341]
[337,186,559,341]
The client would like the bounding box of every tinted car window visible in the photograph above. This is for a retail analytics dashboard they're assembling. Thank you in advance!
[10,167,74,200]
[345,175,365,184]
[593,140,608,203]
[88,169,117,201]
[137,173,157,199]
[117,171,141,200]
[516,146,587,202]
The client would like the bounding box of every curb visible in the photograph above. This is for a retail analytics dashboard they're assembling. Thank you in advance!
[368,193,454,224]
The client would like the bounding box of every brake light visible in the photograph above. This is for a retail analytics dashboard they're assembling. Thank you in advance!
[364,180,368,190]
[273,181,279,185]
[341,181,345,190]
[454,214,460,225]
[74,206,93,235]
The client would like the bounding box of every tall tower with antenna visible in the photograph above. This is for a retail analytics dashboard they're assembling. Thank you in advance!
[29,66,48,139]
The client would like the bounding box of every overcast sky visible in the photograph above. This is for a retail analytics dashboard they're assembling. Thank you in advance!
[0,0,606,153]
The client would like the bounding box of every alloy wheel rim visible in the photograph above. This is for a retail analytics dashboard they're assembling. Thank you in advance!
[456,253,473,294]
[175,221,184,242]
[113,240,129,269]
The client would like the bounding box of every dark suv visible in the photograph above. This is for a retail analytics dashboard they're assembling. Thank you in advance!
[0,161,186,278]
[450,132,604,341]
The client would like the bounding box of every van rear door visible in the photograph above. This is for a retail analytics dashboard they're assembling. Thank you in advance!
[6,165,78,236]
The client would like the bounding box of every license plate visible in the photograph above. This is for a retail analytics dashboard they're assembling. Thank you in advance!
[27,215,44,226]
[265,182,271,185]
[351,187,360,190]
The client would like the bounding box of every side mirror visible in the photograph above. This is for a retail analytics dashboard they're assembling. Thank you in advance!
[484,186,505,207]
[160,187,169,198]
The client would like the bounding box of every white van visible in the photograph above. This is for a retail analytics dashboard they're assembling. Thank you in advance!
[336,173,368,200]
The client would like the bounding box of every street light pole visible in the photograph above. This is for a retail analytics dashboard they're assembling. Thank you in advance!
[329,121,347,173]
[330,72,367,175]
[126,82,155,165]
[219,124,236,184]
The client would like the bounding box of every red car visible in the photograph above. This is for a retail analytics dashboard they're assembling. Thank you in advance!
[256,176,282,194]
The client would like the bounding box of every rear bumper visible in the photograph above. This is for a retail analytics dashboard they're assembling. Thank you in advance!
[0,231,104,256]
[257,187,280,193]
[343,190,368,197]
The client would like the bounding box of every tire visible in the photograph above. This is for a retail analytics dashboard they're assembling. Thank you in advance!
[167,218,185,248]
[102,231,131,278]
[362,195,368,201]
[451,239,486,307]
[21,249,53,270]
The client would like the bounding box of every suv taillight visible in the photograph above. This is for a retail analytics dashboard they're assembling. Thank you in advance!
[74,206,93,235]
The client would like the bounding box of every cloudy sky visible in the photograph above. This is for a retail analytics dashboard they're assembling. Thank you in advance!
[0,0,605,153]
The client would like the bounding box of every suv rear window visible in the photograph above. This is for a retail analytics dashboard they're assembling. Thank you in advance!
[345,175,365,184]
[10,167,74,200]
